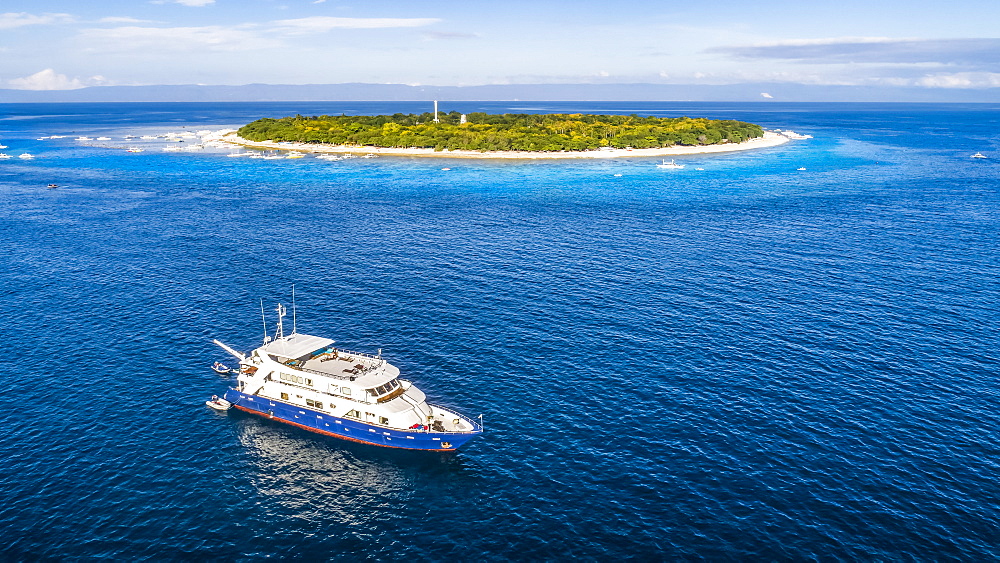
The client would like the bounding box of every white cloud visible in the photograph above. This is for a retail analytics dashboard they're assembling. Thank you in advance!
[77,25,280,53]
[917,72,1000,88]
[271,16,441,35]
[709,37,1000,71]
[0,12,74,29]
[71,14,442,57]
[760,92,773,98]
[8,69,85,90]
[99,17,157,24]
[878,77,912,87]
[738,36,899,48]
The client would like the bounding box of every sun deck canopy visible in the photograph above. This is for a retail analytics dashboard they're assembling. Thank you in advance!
[263,333,335,360]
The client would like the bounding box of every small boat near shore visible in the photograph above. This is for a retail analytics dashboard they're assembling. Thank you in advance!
[657,159,684,169]
[315,153,357,161]
[971,152,987,159]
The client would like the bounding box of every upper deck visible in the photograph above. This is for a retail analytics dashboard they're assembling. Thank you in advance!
[257,332,399,387]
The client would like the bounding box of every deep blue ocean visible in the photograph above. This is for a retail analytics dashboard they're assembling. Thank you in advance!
[1,101,999,560]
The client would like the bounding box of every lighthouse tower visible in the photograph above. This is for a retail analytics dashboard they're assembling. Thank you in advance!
[433,100,440,123]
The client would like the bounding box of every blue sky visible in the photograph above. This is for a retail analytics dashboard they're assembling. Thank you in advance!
[3,0,1000,94]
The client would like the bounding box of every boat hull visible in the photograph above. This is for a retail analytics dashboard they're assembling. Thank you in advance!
[223,389,481,451]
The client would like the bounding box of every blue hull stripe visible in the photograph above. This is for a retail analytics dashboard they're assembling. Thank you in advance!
[223,390,481,451]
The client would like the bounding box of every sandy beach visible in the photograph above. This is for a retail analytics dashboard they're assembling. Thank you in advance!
[219,130,792,159]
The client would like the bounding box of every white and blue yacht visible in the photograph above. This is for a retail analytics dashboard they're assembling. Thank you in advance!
[214,304,482,451]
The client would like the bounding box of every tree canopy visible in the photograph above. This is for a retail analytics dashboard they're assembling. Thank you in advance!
[237,111,764,152]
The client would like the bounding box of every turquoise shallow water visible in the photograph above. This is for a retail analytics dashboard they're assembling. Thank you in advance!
[1,102,999,559]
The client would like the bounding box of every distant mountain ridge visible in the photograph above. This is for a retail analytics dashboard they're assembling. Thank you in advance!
[2,82,999,103]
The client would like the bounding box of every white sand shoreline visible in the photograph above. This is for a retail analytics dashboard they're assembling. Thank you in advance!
[219,130,793,160]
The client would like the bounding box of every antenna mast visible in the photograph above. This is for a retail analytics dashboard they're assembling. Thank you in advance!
[275,303,287,340]
[260,299,269,344]
[292,284,297,335]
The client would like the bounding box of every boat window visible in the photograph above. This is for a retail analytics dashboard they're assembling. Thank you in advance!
[305,378,313,386]
[306,399,323,409]
[366,380,399,397]
[280,372,307,385]
[342,387,351,396]
[346,409,360,418]
[379,417,389,425]
[280,392,289,400]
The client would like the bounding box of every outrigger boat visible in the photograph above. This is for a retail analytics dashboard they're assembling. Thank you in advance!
[213,302,483,451]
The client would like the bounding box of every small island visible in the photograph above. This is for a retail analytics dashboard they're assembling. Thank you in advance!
[229,111,791,159]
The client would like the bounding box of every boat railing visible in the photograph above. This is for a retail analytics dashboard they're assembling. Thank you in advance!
[334,348,383,362]
[296,361,385,381]
[232,382,481,431]
[432,410,483,434]
[274,350,386,380]
[294,365,357,381]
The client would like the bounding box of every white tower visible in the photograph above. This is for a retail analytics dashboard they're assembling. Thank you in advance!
[433,100,440,123]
